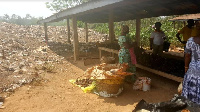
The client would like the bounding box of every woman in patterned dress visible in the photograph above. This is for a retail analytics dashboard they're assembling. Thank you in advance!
[182,28,200,104]
[118,25,137,83]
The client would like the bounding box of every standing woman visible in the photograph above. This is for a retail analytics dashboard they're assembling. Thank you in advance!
[118,25,137,83]
[182,27,200,104]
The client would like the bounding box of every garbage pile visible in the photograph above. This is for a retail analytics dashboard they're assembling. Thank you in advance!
[0,22,109,93]
[0,22,65,93]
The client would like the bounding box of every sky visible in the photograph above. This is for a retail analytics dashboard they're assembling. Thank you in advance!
[0,0,54,18]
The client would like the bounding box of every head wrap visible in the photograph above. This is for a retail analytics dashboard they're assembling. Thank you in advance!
[121,25,129,34]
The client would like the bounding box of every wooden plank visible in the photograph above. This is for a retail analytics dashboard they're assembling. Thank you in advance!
[98,47,118,61]
[84,58,100,66]
[72,16,79,61]
[145,50,184,60]
[98,47,183,82]
[98,47,118,54]
[136,64,183,82]
[67,18,71,44]
[109,9,114,43]
[99,49,102,59]
[136,18,141,47]
[85,22,88,43]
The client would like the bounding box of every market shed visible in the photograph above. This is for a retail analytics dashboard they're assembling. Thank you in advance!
[38,0,200,58]
[170,13,200,21]
[39,0,200,23]
[169,13,200,28]
[38,0,200,82]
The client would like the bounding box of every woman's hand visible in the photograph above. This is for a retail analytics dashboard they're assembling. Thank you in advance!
[185,53,191,73]
[185,67,189,73]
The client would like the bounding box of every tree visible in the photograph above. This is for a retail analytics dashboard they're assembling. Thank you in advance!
[46,0,91,12]
[3,14,10,20]
[25,14,32,19]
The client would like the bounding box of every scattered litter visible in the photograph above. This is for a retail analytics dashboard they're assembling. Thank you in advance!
[0,96,5,109]
[133,77,151,91]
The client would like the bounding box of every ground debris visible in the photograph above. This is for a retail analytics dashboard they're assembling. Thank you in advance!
[0,22,107,94]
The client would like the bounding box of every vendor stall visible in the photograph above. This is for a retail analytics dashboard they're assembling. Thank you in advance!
[98,47,184,82]
[70,63,133,97]
[37,0,200,84]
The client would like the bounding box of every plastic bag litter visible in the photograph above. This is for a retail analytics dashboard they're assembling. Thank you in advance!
[69,79,96,93]
[178,82,183,95]
[133,77,151,91]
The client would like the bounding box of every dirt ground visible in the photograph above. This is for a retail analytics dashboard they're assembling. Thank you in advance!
[0,59,179,112]
[0,22,180,112]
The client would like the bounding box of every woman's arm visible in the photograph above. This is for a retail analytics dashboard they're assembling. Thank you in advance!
[123,42,132,49]
[185,53,191,73]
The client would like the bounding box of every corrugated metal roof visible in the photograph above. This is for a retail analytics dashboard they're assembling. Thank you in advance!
[169,13,200,21]
[38,0,200,24]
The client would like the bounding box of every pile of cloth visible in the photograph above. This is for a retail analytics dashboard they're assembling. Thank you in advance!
[133,94,200,112]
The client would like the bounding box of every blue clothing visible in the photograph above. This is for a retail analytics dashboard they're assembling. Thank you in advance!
[182,37,200,104]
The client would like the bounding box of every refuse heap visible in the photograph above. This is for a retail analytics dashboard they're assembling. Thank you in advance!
[0,22,107,93]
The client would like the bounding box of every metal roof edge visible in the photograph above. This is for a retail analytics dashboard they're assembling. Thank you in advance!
[37,0,123,24]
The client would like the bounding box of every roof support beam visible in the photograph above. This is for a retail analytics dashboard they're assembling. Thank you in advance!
[72,16,79,61]
[136,18,141,47]
[85,22,88,43]
[67,18,71,44]
[109,9,115,43]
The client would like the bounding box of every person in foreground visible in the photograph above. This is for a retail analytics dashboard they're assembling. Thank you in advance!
[182,30,200,105]
[118,25,137,83]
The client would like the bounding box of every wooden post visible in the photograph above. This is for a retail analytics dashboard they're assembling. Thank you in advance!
[67,18,71,44]
[85,22,88,43]
[177,21,180,30]
[72,16,79,61]
[173,21,175,29]
[136,18,141,47]
[2,50,6,59]
[99,49,102,60]
[109,9,114,43]
[44,23,48,45]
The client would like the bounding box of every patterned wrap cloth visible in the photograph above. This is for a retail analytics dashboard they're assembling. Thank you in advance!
[182,37,200,104]
[118,34,136,83]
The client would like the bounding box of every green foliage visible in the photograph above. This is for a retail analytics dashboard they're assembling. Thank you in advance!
[0,14,43,25]
[77,21,85,28]
[89,23,109,34]
[91,16,183,48]
[44,0,183,48]
[48,20,67,26]
[46,0,91,12]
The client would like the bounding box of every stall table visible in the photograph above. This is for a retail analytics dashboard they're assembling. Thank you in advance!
[98,47,183,82]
